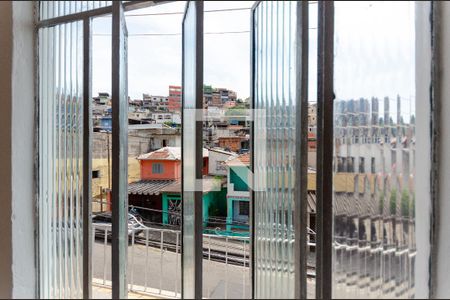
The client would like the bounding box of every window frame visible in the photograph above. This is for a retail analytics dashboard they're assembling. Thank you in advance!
[152,162,164,174]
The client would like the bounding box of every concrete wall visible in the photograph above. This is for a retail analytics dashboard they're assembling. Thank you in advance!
[0,1,35,298]
[92,130,181,160]
[208,150,235,176]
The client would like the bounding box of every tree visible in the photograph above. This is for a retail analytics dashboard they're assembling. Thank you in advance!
[401,189,410,218]
[389,189,397,216]
[378,192,385,215]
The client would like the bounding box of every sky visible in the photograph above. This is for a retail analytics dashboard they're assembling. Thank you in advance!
[91,0,415,116]
[92,1,255,100]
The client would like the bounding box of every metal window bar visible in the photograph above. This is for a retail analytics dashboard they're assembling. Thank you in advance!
[181,1,203,299]
[111,1,129,299]
[82,16,93,300]
[316,1,334,299]
[295,2,309,299]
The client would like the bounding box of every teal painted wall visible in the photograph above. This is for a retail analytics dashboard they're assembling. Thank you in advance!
[161,187,227,225]
[162,194,181,224]
[230,166,249,191]
[226,197,250,232]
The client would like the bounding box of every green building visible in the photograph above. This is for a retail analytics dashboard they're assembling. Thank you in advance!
[160,179,227,227]
[224,153,250,233]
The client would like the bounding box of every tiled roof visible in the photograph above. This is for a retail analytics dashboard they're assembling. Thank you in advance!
[137,146,209,161]
[160,177,226,194]
[128,180,175,196]
[137,147,181,161]
[225,153,250,166]
[207,147,236,156]
[160,181,181,193]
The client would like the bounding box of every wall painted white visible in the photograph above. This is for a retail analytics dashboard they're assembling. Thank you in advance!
[11,1,36,298]
[0,1,35,298]
[414,2,432,298]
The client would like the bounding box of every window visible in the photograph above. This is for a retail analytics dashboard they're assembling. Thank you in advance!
[238,201,249,216]
[216,160,226,171]
[359,157,365,173]
[152,163,163,174]
[93,170,101,178]
[34,1,432,299]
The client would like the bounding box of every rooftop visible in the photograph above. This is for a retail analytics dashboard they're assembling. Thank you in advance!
[137,146,209,161]
[225,153,250,166]
[128,180,175,196]
[160,176,226,194]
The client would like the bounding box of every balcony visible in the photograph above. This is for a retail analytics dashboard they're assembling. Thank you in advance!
[91,224,250,299]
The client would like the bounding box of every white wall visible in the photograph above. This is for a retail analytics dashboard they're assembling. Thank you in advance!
[414,2,432,298]
[208,151,235,176]
[11,1,36,297]
[0,1,35,298]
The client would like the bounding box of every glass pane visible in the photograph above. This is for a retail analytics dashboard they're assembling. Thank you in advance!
[38,20,84,299]
[253,1,299,298]
[332,2,416,298]
[39,1,113,21]
[202,2,252,298]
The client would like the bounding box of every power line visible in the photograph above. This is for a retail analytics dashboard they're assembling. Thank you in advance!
[93,30,250,37]
[92,28,318,37]
[121,2,318,17]
[124,7,252,17]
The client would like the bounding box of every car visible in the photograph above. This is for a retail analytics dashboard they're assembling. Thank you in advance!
[92,211,144,240]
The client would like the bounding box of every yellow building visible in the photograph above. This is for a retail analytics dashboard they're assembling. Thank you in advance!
[91,157,140,212]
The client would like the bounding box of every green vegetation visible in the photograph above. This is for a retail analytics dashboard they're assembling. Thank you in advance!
[378,192,385,214]
[401,189,411,217]
[389,189,397,216]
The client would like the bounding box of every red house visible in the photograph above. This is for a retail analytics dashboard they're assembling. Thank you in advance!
[126,147,209,223]
[137,146,209,179]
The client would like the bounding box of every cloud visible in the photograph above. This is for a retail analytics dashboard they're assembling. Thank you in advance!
[92,1,255,99]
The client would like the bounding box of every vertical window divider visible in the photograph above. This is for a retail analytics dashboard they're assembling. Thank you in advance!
[249,2,258,299]
[295,1,309,299]
[316,1,334,299]
[429,1,440,297]
[82,16,92,300]
[111,1,128,298]
[181,1,204,298]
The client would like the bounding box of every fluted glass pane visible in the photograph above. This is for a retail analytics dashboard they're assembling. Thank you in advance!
[39,1,113,21]
[332,2,416,298]
[253,1,299,298]
[38,21,84,299]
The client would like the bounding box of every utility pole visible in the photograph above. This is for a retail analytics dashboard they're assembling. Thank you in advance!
[107,132,111,189]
